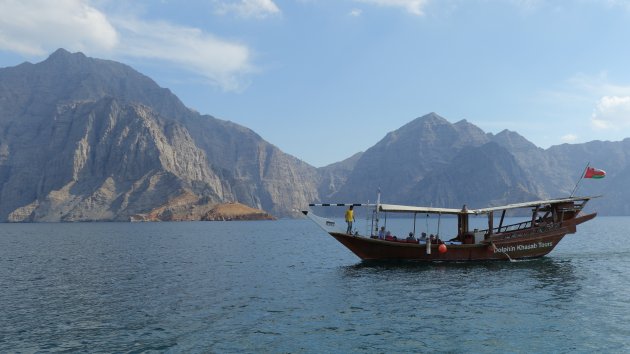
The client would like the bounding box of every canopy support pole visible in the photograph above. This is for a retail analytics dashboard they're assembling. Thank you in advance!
[413,212,417,237]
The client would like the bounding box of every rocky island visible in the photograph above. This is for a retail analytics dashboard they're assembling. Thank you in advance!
[131,198,275,222]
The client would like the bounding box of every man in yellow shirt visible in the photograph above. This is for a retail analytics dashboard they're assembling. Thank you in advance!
[345,205,354,234]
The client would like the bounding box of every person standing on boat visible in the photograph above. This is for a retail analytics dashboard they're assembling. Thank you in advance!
[345,205,355,234]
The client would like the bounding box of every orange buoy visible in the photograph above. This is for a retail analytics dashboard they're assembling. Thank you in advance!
[438,244,447,254]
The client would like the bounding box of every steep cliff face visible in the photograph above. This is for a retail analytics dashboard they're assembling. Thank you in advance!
[0,49,319,220]
[181,115,320,217]
[1,98,226,221]
[405,142,541,208]
[1,49,625,220]
[488,129,549,197]
[318,152,363,200]
[331,113,492,202]
[321,113,616,212]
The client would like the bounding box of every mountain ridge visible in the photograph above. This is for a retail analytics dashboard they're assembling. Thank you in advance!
[0,49,319,221]
[0,49,625,220]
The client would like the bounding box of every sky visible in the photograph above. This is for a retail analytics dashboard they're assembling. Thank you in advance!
[1,0,630,167]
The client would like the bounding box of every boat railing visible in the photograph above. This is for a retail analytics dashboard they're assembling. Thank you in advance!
[496,220,533,233]
[479,220,533,235]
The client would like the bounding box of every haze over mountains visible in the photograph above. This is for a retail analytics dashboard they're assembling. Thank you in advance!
[0,49,624,221]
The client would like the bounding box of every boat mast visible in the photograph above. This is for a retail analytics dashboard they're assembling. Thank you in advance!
[413,212,417,237]
[370,189,382,237]
[457,204,469,238]
[487,211,494,236]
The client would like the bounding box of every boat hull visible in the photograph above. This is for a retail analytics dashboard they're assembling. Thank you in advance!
[327,213,596,261]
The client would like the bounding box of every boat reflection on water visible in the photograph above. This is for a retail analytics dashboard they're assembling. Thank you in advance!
[342,257,577,280]
[338,257,581,306]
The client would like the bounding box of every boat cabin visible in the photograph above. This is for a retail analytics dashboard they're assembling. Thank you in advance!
[378,197,592,244]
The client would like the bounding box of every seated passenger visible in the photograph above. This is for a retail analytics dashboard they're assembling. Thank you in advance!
[406,232,416,242]
[378,226,386,239]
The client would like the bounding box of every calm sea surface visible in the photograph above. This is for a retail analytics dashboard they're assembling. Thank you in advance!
[1,216,629,353]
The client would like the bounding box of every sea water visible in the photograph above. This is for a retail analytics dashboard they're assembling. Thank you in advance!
[1,217,629,353]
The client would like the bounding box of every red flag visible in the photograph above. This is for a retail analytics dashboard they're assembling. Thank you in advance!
[584,167,606,179]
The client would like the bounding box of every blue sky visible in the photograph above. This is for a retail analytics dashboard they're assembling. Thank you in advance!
[1,0,630,167]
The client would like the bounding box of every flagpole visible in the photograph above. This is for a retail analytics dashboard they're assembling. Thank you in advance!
[570,162,590,197]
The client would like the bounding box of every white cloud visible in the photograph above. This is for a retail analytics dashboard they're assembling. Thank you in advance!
[350,8,363,17]
[114,18,253,91]
[591,96,630,129]
[0,0,118,56]
[214,0,281,19]
[560,133,578,143]
[0,0,255,91]
[539,72,630,115]
[354,0,429,16]
[541,72,630,127]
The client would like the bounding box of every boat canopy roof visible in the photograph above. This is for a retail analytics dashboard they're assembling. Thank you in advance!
[378,196,597,215]
[378,204,465,215]
[471,196,595,214]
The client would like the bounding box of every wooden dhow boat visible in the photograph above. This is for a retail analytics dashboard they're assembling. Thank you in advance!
[303,195,597,262]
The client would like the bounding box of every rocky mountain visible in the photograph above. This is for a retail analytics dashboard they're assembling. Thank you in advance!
[0,49,318,221]
[543,139,630,214]
[317,152,362,200]
[404,142,542,208]
[327,113,547,208]
[0,49,626,221]
[331,113,491,203]
[321,112,620,214]
[2,97,226,222]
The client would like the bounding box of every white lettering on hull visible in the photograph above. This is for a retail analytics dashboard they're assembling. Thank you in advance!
[493,241,553,254]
